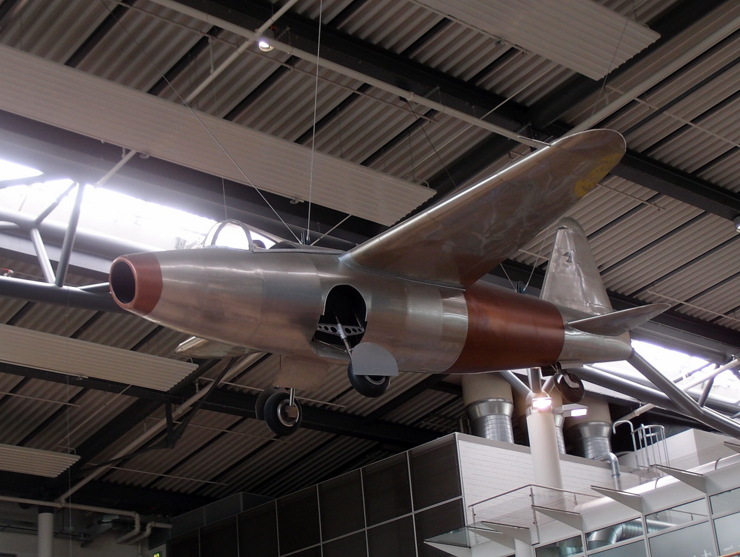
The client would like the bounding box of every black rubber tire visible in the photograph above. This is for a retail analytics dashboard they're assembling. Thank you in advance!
[556,371,585,404]
[263,391,302,436]
[347,364,390,398]
[255,386,283,420]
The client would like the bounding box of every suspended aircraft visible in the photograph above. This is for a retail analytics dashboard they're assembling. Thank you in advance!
[109,129,670,435]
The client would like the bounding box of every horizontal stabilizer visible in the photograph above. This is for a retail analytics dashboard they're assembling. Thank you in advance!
[568,303,671,336]
[175,336,255,358]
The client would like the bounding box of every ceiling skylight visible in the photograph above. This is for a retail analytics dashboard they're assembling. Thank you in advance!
[1,179,220,251]
[595,340,739,404]
[0,158,42,182]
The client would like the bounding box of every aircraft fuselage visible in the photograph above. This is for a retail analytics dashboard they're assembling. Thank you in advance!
[110,246,631,374]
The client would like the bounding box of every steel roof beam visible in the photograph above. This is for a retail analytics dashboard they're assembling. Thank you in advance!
[153,0,532,143]
[64,0,135,68]
[0,470,213,516]
[613,152,740,221]
[200,389,440,447]
[0,359,440,449]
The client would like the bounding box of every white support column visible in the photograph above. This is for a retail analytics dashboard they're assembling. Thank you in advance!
[37,508,54,557]
[515,538,535,557]
[527,408,563,490]
[527,368,563,490]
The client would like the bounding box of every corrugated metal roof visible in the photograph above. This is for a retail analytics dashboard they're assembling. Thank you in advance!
[335,0,441,53]
[74,1,212,91]
[0,0,112,63]
[234,62,366,143]
[28,388,137,451]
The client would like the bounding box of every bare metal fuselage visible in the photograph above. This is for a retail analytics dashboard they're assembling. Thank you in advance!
[110,246,631,374]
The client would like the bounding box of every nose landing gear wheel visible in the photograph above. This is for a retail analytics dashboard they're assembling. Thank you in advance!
[347,363,390,398]
[263,391,302,436]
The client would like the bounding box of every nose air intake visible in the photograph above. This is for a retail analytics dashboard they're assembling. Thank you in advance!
[110,259,136,303]
[109,253,163,315]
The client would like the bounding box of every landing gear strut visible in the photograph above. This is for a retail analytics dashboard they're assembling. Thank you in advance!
[258,387,303,436]
[334,320,393,398]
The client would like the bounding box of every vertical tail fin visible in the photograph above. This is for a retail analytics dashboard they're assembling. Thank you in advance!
[541,218,612,316]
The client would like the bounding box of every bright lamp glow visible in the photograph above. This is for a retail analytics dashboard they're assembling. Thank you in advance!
[258,28,275,52]
[258,39,274,52]
[530,393,553,411]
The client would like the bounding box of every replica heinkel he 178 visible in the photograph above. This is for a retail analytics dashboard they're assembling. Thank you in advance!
[109,129,669,435]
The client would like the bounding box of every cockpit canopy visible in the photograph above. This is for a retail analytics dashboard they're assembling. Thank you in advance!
[203,220,277,251]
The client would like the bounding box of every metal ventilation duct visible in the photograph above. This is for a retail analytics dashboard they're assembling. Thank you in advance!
[0,323,195,391]
[466,398,515,443]
[0,444,79,478]
[568,421,613,459]
[414,0,660,79]
[554,411,566,455]
[462,374,515,443]
[0,45,433,227]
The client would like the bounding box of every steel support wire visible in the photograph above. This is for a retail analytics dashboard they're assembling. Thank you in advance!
[627,352,740,438]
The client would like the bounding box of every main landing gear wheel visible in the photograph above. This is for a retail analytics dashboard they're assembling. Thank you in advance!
[555,370,585,404]
[255,386,281,421]
[347,363,390,398]
[263,390,303,436]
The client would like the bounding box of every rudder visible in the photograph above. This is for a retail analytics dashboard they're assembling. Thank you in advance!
[540,218,612,317]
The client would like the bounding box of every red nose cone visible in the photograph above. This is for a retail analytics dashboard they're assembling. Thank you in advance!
[109,253,163,316]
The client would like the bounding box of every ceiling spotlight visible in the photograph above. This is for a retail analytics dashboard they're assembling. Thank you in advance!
[561,403,589,418]
[258,29,275,52]
[734,215,740,233]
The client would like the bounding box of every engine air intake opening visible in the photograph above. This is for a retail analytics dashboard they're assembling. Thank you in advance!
[110,259,136,304]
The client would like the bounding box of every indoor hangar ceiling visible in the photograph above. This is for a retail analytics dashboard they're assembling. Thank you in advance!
[0,0,737,520]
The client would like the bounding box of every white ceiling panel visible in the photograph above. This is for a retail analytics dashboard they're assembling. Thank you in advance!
[412,0,659,79]
[0,45,433,226]
[0,443,79,478]
[0,323,195,391]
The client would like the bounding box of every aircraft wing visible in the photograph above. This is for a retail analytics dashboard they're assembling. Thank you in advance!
[345,129,625,287]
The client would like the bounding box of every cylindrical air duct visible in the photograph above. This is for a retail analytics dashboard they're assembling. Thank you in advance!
[565,394,613,458]
[462,374,515,443]
[568,421,612,459]
[553,411,566,455]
